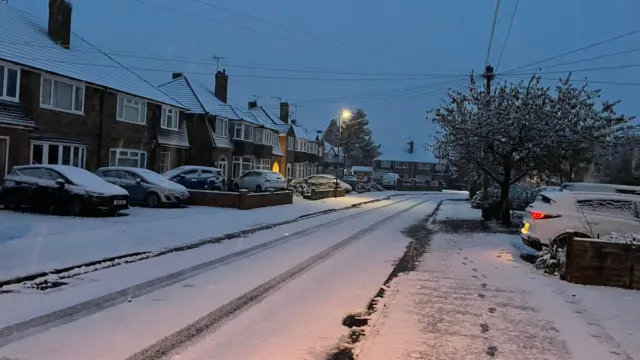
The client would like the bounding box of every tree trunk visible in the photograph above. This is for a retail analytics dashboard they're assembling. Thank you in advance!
[499,166,512,226]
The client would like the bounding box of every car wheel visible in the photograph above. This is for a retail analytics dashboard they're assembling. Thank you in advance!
[233,183,239,192]
[69,198,84,217]
[1,193,19,210]
[255,185,262,193]
[145,192,160,208]
[552,232,590,249]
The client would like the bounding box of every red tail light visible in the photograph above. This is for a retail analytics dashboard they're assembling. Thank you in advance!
[530,211,559,220]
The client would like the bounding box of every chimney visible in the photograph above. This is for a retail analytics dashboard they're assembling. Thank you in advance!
[172,72,183,80]
[248,100,258,110]
[214,69,228,103]
[48,0,72,49]
[280,102,290,124]
[408,140,414,154]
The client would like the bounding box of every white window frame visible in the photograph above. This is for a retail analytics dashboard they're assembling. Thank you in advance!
[318,145,323,157]
[232,122,243,140]
[232,156,254,178]
[254,127,264,143]
[215,118,229,138]
[108,148,147,168]
[161,106,179,131]
[435,163,444,171]
[30,141,87,168]
[381,160,391,168]
[40,74,85,114]
[287,137,294,150]
[116,94,147,125]
[396,161,408,169]
[0,61,20,102]
[417,163,429,169]
[218,156,228,178]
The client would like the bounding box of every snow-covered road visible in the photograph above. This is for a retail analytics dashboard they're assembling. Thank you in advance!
[0,194,447,360]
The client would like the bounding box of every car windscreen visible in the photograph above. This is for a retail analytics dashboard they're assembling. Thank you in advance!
[137,169,176,186]
[162,167,186,179]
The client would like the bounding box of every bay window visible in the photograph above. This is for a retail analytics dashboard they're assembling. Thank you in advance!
[117,94,146,124]
[396,161,408,169]
[232,156,254,178]
[257,158,271,170]
[381,160,391,168]
[232,122,255,141]
[30,141,86,168]
[109,148,147,168]
[254,128,264,143]
[243,125,253,141]
[40,75,84,113]
[417,163,429,169]
[161,106,179,130]
[215,118,229,137]
[0,61,20,101]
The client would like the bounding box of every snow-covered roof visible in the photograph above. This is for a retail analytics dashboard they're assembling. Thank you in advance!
[158,76,242,120]
[272,139,284,156]
[157,119,190,148]
[375,147,439,163]
[324,141,341,154]
[0,3,185,109]
[0,100,35,128]
[249,106,289,133]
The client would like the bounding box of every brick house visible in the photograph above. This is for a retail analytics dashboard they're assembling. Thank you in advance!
[373,140,451,184]
[322,141,344,173]
[159,71,283,183]
[247,101,323,180]
[0,0,190,180]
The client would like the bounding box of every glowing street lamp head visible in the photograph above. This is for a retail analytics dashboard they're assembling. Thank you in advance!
[341,110,352,119]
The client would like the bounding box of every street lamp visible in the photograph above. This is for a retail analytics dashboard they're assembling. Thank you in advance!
[335,109,352,197]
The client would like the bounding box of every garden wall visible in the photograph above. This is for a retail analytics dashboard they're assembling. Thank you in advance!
[187,190,294,210]
[304,188,346,200]
[565,236,640,289]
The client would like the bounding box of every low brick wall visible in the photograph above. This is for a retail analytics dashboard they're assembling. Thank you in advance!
[304,188,346,200]
[187,190,294,210]
[565,236,640,289]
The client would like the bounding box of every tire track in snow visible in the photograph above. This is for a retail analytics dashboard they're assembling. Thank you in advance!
[124,198,433,360]
[0,195,430,348]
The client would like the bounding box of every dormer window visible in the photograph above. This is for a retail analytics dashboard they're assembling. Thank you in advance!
[161,106,179,130]
[0,61,20,102]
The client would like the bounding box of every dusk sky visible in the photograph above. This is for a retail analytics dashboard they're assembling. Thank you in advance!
[13,0,640,152]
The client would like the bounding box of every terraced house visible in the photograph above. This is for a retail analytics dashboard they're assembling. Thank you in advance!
[0,0,190,180]
[373,140,451,183]
[247,101,324,180]
[159,71,283,183]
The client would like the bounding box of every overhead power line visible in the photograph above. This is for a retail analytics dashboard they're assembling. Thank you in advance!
[0,39,468,78]
[495,0,520,70]
[503,46,640,72]
[498,74,640,87]
[501,28,640,75]
[484,0,502,65]
[507,63,640,76]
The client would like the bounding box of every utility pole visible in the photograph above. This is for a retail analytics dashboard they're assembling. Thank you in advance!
[481,64,495,201]
[213,55,225,72]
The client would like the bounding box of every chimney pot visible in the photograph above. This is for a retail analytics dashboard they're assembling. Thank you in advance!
[408,140,414,154]
[172,72,183,80]
[214,70,229,103]
[248,100,258,110]
[48,0,72,49]
[280,102,290,124]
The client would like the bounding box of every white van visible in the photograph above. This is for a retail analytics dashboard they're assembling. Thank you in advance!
[560,182,640,195]
[382,173,401,189]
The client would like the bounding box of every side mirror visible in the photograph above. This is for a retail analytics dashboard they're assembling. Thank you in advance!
[135,178,142,184]
[55,179,65,187]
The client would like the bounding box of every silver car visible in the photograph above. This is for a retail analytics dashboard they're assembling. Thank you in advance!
[96,167,189,207]
[232,170,287,192]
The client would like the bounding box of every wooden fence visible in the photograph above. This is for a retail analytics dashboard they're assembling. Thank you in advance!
[565,236,640,290]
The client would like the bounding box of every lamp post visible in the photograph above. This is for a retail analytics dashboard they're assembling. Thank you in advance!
[335,109,351,197]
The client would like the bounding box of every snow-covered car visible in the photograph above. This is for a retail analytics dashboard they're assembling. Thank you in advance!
[0,165,129,216]
[521,191,640,251]
[233,170,287,192]
[163,166,226,191]
[294,174,352,193]
[96,167,189,207]
[560,182,640,195]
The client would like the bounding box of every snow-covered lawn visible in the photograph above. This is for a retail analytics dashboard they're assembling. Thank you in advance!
[359,231,640,360]
[434,199,481,222]
[0,192,392,281]
[0,197,437,360]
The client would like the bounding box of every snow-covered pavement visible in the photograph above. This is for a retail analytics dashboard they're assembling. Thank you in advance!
[0,194,444,359]
[358,213,640,359]
[0,192,396,281]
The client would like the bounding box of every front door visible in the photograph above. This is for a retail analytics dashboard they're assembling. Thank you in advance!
[0,137,8,182]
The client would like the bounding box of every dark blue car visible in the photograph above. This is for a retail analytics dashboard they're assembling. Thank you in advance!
[163,166,227,191]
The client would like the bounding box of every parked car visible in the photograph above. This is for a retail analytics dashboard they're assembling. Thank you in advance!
[521,191,640,251]
[96,167,189,207]
[342,174,357,185]
[233,170,287,192]
[0,165,129,216]
[163,166,226,191]
[382,173,400,189]
[292,174,353,193]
